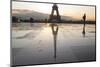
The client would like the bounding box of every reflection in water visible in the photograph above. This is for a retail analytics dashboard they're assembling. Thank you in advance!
[50,24,59,59]
[12,23,95,65]
[82,23,86,37]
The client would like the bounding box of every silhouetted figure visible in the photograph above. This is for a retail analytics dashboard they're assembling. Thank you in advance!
[30,17,34,27]
[12,16,18,23]
[49,3,61,22]
[82,13,86,36]
[30,17,34,23]
[50,23,59,59]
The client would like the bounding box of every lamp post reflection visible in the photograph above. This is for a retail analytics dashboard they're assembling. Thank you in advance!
[50,23,59,59]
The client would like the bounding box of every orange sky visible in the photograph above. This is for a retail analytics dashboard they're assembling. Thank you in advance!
[12,1,96,21]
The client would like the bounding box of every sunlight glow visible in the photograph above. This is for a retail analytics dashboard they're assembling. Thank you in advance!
[12,1,95,21]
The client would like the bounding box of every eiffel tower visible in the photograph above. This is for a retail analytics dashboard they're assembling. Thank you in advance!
[49,3,61,22]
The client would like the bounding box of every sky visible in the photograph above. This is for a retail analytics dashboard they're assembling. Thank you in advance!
[12,0,96,21]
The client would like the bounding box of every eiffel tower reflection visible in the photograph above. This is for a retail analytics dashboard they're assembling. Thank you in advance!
[50,23,59,59]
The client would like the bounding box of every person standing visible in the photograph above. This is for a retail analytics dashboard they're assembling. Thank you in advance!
[82,13,86,36]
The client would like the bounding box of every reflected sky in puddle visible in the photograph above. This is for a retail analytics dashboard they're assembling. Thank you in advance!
[12,23,96,66]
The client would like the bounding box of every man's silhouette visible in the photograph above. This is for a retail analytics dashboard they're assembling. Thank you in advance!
[83,13,86,21]
[82,13,86,36]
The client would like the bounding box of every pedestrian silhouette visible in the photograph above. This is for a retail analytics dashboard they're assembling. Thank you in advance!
[30,17,34,27]
[83,13,86,21]
[30,17,34,23]
[82,13,86,36]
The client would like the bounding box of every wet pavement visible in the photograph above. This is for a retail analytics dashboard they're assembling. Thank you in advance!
[12,23,96,65]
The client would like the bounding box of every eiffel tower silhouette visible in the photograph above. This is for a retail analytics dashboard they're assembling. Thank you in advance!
[49,3,61,22]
